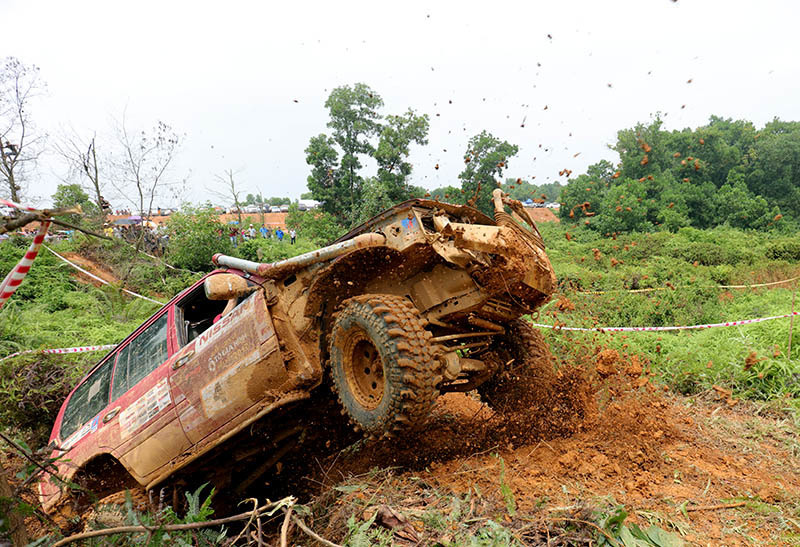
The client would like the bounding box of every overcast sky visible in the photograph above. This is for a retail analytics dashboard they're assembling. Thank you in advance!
[3,0,799,209]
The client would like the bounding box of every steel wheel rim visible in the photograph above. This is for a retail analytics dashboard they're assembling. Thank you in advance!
[343,329,385,410]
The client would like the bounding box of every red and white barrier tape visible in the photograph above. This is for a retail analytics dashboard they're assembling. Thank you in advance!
[0,344,117,362]
[43,245,164,306]
[532,311,800,332]
[4,312,798,362]
[0,218,51,310]
[0,198,39,213]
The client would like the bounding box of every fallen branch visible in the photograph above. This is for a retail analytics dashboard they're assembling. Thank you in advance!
[0,212,39,234]
[686,501,746,512]
[49,218,112,241]
[228,498,259,545]
[280,501,294,547]
[283,507,342,547]
[0,205,81,235]
[51,501,283,547]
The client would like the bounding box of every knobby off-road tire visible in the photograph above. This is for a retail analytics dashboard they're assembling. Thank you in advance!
[329,294,442,439]
[477,318,554,411]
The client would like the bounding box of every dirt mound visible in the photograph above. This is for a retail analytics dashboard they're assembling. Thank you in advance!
[61,252,120,286]
[323,344,596,479]
[301,339,800,543]
[524,207,561,223]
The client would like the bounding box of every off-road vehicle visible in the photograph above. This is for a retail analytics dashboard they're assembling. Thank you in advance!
[39,190,556,515]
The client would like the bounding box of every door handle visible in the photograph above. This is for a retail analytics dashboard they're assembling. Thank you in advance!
[103,407,121,423]
[172,350,195,370]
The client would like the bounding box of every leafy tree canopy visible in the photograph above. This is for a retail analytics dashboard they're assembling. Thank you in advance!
[166,204,232,271]
[305,83,428,226]
[459,131,519,216]
[52,183,98,223]
[559,116,792,233]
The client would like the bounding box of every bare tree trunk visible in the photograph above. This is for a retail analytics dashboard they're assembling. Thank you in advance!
[0,458,30,546]
[86,138,104,215]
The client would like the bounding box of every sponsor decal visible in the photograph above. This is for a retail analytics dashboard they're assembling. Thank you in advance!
[118,378,172,439]
[62,415,100,451]
[200,346,259,417]
[193,298,251,354]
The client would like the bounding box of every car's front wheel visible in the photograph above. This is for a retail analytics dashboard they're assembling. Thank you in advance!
[328,294,441,439]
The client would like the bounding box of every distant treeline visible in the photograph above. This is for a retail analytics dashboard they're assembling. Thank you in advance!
[558,116,799,233]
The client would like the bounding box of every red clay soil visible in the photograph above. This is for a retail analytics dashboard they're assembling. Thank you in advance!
[525,207,561,223]
[60,253,121,286]
[321,345,800,545]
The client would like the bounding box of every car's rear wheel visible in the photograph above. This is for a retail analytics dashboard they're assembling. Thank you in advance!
[329,294,441,439]
[477,318,554,411]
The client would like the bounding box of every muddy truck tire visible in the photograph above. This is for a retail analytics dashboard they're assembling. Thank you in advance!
[478,318,555,411]
[329,294,442,439]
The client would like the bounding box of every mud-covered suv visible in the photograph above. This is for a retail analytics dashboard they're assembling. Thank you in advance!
[39,190,556,514]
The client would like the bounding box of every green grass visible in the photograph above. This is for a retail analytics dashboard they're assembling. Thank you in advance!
[537,222,800,408]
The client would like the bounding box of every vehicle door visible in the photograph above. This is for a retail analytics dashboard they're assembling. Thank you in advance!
[169,276,288,444]
[99,310,192,482]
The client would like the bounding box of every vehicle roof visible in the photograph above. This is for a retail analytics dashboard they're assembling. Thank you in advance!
[334,199,495,244]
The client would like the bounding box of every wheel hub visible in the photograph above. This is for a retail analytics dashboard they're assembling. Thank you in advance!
[344,331,385,410]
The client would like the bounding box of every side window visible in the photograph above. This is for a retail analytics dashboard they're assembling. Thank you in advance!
[60,358,114,440]
[176,276,256,347]
[112,314,169,401]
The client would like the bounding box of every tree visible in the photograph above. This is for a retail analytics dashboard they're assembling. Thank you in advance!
[428,185,462,202]
[459,131,519,216]
[114,118,181,220]
[305,84,429,225]
[325,83,383,218]
[503,178,562,203]
[285,204,345,246]
[375,109,429,202]
[714,176,779,230]
[593,179,651,234]
[305,133,342,217]
[559,173,609,223]
[743,119,800,219]
[352,177,395,225]
[166,205,232,271]
[55,132,108,221]
[51,183,97,224]
[212,168,244,228]
[0,57,45,203]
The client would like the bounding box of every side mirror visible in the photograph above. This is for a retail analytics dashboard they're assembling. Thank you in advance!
[204,274,253,301]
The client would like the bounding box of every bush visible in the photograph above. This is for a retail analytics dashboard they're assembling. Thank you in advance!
[285,205,346,246]
[237,238,317,263]
[766,238,800,261]
[166,205,233,272]
[0,355,82,444]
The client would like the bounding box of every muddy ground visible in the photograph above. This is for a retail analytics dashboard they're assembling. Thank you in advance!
[286,347,800,545]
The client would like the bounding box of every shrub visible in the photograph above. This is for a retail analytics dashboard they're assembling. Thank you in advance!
[765,238,800,261]
[237,238,317,263]
[166,205,233,272]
